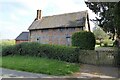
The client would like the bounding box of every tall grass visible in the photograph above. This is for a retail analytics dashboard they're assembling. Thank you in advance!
[1,56,80,76]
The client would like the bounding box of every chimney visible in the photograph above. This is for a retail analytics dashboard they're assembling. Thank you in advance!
[36,10,41,20]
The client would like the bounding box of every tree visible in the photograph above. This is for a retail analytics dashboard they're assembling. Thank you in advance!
[114,1,120,38]
[85,1,119,40]
[93,26,109,46]
[93,26,108,40]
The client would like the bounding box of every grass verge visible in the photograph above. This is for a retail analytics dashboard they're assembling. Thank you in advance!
[0,56,80,76]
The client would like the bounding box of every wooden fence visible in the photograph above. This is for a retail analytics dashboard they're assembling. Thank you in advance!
[79,50,119,67]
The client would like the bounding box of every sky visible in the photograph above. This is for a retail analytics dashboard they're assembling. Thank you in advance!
[0,0,96,39]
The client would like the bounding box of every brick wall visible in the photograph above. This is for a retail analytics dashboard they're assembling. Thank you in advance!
[30,27,83,46]
[16,40,29,44]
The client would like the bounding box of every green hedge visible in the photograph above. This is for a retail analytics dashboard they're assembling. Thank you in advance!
[72,31,96,50]
[2,42,79,63]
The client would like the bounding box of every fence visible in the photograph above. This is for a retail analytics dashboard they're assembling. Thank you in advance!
[78,50,119,67]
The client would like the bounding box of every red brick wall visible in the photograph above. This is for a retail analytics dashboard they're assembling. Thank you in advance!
[16,40,29,44]
[30,27,83,46]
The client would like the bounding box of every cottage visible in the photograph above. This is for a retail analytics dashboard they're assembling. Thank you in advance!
[15,32,29,44]
[28,10,90,46]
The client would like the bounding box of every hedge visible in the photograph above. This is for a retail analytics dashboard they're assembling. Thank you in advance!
[72,31,96,50]
[2,42,79,63]
[2,42,119,67]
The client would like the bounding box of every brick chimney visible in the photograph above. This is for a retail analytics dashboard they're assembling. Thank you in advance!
[36,10,41,20]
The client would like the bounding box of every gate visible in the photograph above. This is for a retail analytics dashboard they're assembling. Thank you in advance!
[79,50,119,67]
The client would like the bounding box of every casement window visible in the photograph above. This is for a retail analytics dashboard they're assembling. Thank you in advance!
[66,34,71,46]
[69,28,75,31]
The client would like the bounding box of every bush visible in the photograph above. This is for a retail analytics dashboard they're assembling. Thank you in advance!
[2,42,79,63]
[2,45,16,56]
[1,40,15,56]
[72,31,96,50]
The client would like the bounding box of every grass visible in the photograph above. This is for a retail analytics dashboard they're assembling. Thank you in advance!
[0,39,15,46]
[0,56,80,76]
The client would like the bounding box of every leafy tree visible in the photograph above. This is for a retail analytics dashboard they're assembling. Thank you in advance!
[93,26,109,46]
[114,1,120,37]
[85,1,119,40]
[93,26,108,40]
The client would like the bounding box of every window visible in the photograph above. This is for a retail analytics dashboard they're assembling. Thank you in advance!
[66,34,71,46]
[69,28,75,31]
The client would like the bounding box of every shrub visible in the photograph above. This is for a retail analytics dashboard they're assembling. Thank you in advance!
[2,42,79,63]
[72,31,96,50]
[2,45,16,56]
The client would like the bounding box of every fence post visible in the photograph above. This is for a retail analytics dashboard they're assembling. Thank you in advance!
[96,51,100,66]
[117,48,120,78]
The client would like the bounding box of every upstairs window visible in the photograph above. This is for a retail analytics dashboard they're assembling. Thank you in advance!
[69,28,75,31]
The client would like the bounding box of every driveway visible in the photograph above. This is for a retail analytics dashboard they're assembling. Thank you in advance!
[72,64,119,78]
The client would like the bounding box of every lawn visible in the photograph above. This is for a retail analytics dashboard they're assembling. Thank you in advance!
[0,56,80,76]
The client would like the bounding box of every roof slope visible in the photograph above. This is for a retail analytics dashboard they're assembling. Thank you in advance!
[16,32,29,40]
[28,10,88,30]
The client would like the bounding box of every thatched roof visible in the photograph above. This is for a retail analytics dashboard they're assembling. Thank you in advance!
[28,10,88,30]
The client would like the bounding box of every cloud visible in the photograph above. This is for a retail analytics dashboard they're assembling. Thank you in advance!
[52,0,87,12]
[42,0,88,16]
[13,0,47,10]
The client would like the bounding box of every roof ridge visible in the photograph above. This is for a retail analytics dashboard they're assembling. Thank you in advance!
[43,10,88,18]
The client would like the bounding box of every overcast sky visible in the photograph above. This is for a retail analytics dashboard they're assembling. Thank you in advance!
[0,0,96,39]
